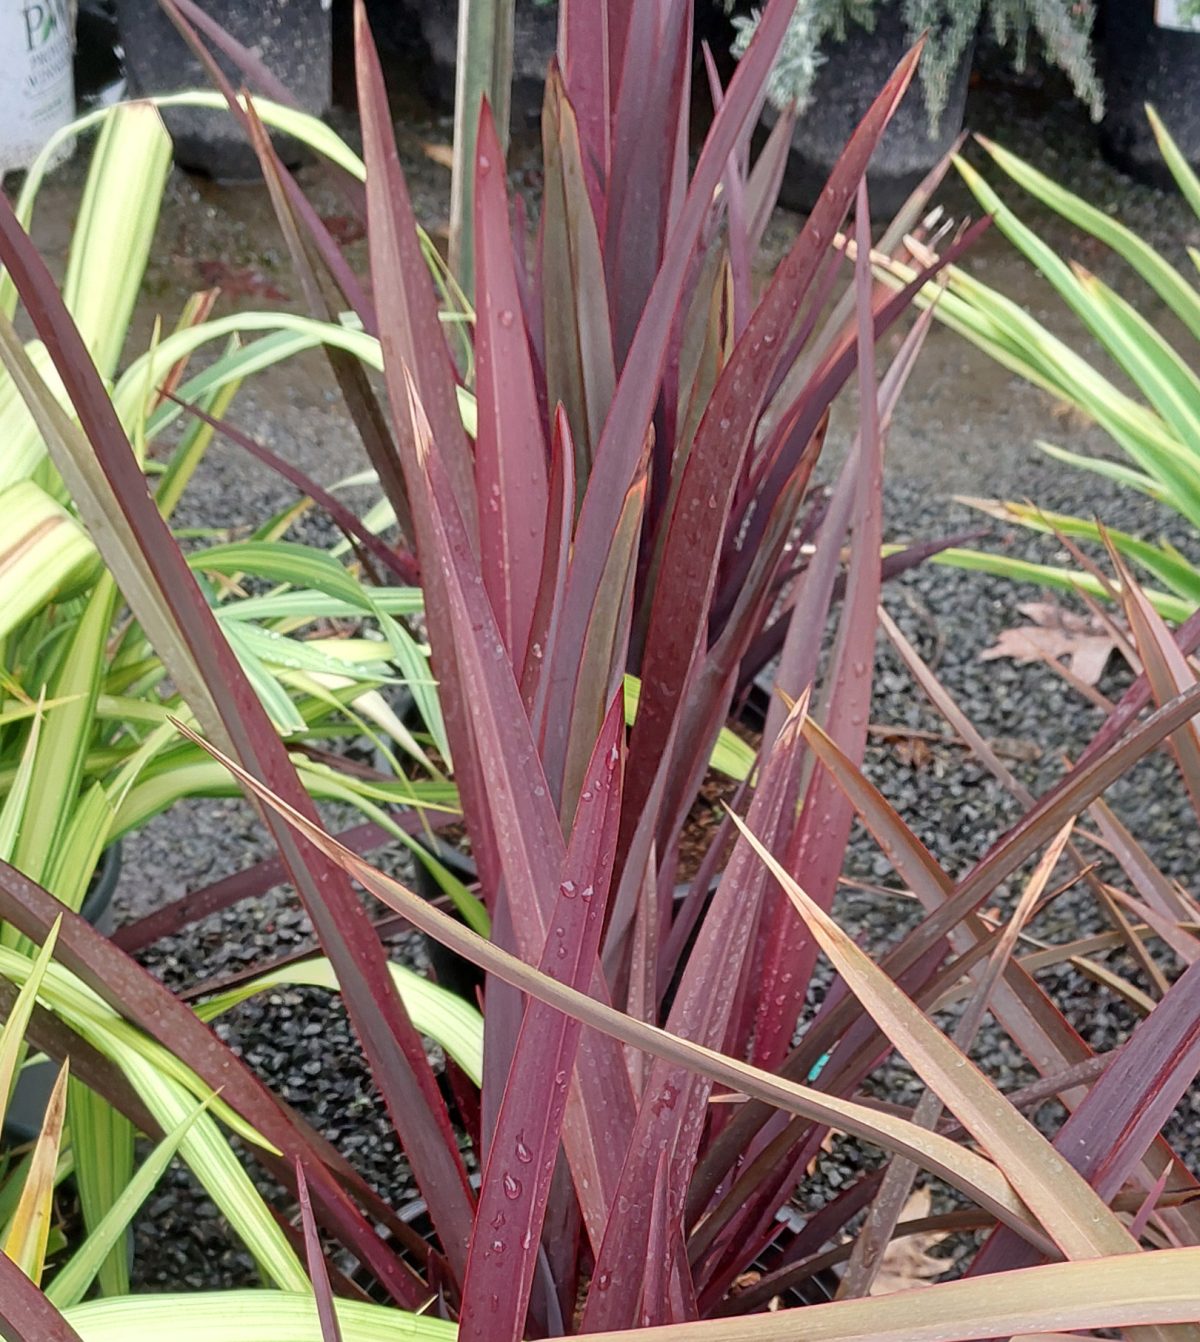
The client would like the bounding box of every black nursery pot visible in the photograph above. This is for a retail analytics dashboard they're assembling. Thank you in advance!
[770,7,973,217]
[4,843,122,1143]
[113,0,331,180]
[1100,0,1200,187]
[381,0,558,131]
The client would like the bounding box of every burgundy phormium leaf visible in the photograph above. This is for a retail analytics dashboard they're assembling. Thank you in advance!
[751,184,887,1074]
[582,701,811,1331]
[165,392,419,584]
[400,371,637,1249]
[296,1159,345,1342]
[458,697,624,1342]
[0,1252,85,1342]
[472,100,549,669]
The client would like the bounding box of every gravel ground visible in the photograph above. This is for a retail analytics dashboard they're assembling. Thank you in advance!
[16,29,1200,1297]
[116,461,1200,1289]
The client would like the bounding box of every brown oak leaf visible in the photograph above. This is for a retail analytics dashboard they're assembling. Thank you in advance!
[980,600,1123,687]
[867,1187,951,1296]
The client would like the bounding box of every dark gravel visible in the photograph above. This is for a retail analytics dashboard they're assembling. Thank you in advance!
[114,456,1200,1289]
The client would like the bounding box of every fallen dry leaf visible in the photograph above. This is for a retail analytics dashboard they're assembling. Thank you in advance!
[980,600,1123,687]
[421,140,455,170]
[867,1187,951,1296]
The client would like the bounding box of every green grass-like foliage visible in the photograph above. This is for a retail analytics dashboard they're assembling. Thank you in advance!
[878,108,1200,620]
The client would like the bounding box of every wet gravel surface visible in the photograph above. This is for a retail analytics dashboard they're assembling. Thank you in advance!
[116,457,1200,1289]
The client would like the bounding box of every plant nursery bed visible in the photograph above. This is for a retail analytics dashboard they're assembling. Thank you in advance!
[113,466,1200,1291]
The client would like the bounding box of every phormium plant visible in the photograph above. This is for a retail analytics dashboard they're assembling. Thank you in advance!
[1,0,1200,1338]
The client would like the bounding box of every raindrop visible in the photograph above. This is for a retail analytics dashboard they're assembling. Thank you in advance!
[499,309,515,328]
[491,1211,506,1229]
[580,885,594,901]
[561,879,577,898]
[491,1238,507,1254]
[503,1172,523,1200]
[515,1132,533,1163]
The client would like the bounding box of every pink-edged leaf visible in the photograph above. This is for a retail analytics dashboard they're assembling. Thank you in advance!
[1101,879,1200,969]
[559,457,648,827]
[232,96,419,542]
[702,46,752,337]
[745,100,797,254]
[604,0,692,367]
[640,1151,681,1327]
[0,1252,84,1342]
[354,0,499,900]
[354,0,477,541]
[583,699,811,1332]
[521,404,575,716]
[0,189,477,1282]
[473,99,549,668]
[752,184,885,1072]
[1089,797,1200,938]
[459,697,624,1342]
[539,68,616,489]
[557,0,610,214]
[1076,605,1200,770]
[403,372,638,1249]
[0,862,430,1305]
[975,948,1200,1276]
[296,1159,344,1342]
[538,0,803,795]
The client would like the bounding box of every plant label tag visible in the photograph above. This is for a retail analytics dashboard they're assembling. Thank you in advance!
[1155,1,1200,32]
